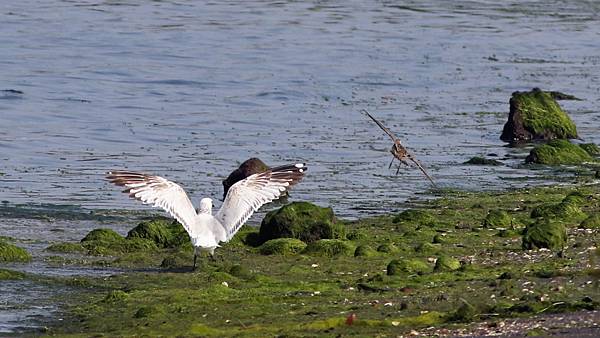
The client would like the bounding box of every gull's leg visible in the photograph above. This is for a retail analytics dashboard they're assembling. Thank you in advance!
[395,164,401,175]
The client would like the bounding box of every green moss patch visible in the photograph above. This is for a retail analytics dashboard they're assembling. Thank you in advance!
[530,193,586,220]
[522,219,566,251]
[259,238,307,255]
[303,239,355,257]
[46,242,86,253]
[82,228,123,243]
[393,209,436,226]
[259,202,345,243]
[525,139,593,165]
[0,240,31,262]
[434,255,461,272]
[464,156,502,166]
[387,258,431,275]
[580,214,600,229]
[354,244,377,257]
[483,210,512,228]
[0,268,26,280]
[127,218,190,249]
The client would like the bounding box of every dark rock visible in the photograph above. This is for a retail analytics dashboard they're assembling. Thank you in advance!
[258,202,345,244]
[500,88,578,144]
[464,156,502,166]
[522,219,567,251]
[222,158,269,199]
[525,140,593,165]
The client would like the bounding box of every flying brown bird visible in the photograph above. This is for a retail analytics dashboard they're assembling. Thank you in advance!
[362,109,436,187]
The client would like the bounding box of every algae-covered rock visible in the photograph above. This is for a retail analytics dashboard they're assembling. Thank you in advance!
[483,210,512,228]
[434,255,461,272]
[0,241,32,262]
[46,242,86,253]
[579,214,600,229]
[229,264,253,279]
[525,139,593,165]
[530,194,585,220]
[259,238,307,256]
[0,268,26,280]
[522,219,566,251]
[464,156,502,166]
[103,290,129,303]
[259,202,344,244]
[127,218,190,248]
[580,143,600,156]
[393,209,436,226]
[387,258,430,276]
[377,243,400,254]
[448,299,477,322]
[222,158,270,199]
[302,239,355,257]
[354,244,377,257]
[82,229,123,243]
[415,242,439,254]
[500,88,578,143]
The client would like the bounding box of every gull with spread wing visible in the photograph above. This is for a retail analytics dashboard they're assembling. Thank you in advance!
[106,163,307,269]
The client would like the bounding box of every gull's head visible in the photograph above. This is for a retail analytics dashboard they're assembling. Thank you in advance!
[199,198,213,214]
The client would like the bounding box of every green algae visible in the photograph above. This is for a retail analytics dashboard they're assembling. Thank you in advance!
[82,228,123,242]
[259,201,345,244]
[0,268,26,280]
[0,240,31,262]
[259,238,307,255]
[387,258,431,275]
[45,184,600,337]
[127,217,190,248]
[579,214,600,229]
[580,143,600,156]
[483,210,512,228]
[434,255,461,272]
[522,219,567,251]
[501,88,578,143]
[354,244,377,257]
[464,156,502,166]
[526,139,593,165]
[530,194,586,220]
[46,242,86,253]
[302,239,355,257]
[393,209,436,226]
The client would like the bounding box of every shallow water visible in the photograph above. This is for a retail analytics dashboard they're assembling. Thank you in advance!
[1,0,600,333]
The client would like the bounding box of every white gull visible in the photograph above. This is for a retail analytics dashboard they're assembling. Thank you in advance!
[106,163,307,269]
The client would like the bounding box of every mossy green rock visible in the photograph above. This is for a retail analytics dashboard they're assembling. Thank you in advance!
[377,243,400,254]
[259,238,307,256]
[580,143,600,156]
[531,194,585,220]
[0,241,32,262]
[354,244,377,257]
[448,299,478,322]
[525,139,593,165]
[302,239,355,257]
[522,219,567,251]
[82,228,123,243]
[387,258,430,276]
[259,202,344,244]
[580,214,600,229]
[393,209,436,226]
[464,156,502,166]
[46,242,86,253]
[415,242,439,254]
[501,88,578,143]
[127,218,190,248]
[0,268,26,280]
[483,210,512,228]
[434,255,461,272]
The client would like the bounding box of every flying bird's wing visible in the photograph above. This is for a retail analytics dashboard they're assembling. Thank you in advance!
[362,109,399,142]
[215,163,307,241]
[106,171,198,235]
[407,156,437,187]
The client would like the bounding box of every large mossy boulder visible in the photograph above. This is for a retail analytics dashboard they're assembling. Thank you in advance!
[525,140,593,165]
[259,202,344,244]
[0,241,32,263]
[127,218,190,249]
[387,258,430,276]
[222,158,269,199]
[259,238,307,256]
[302,239,355,257]
[500,88,578,143]
[522,219,567,251]
[82,228,123,243]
